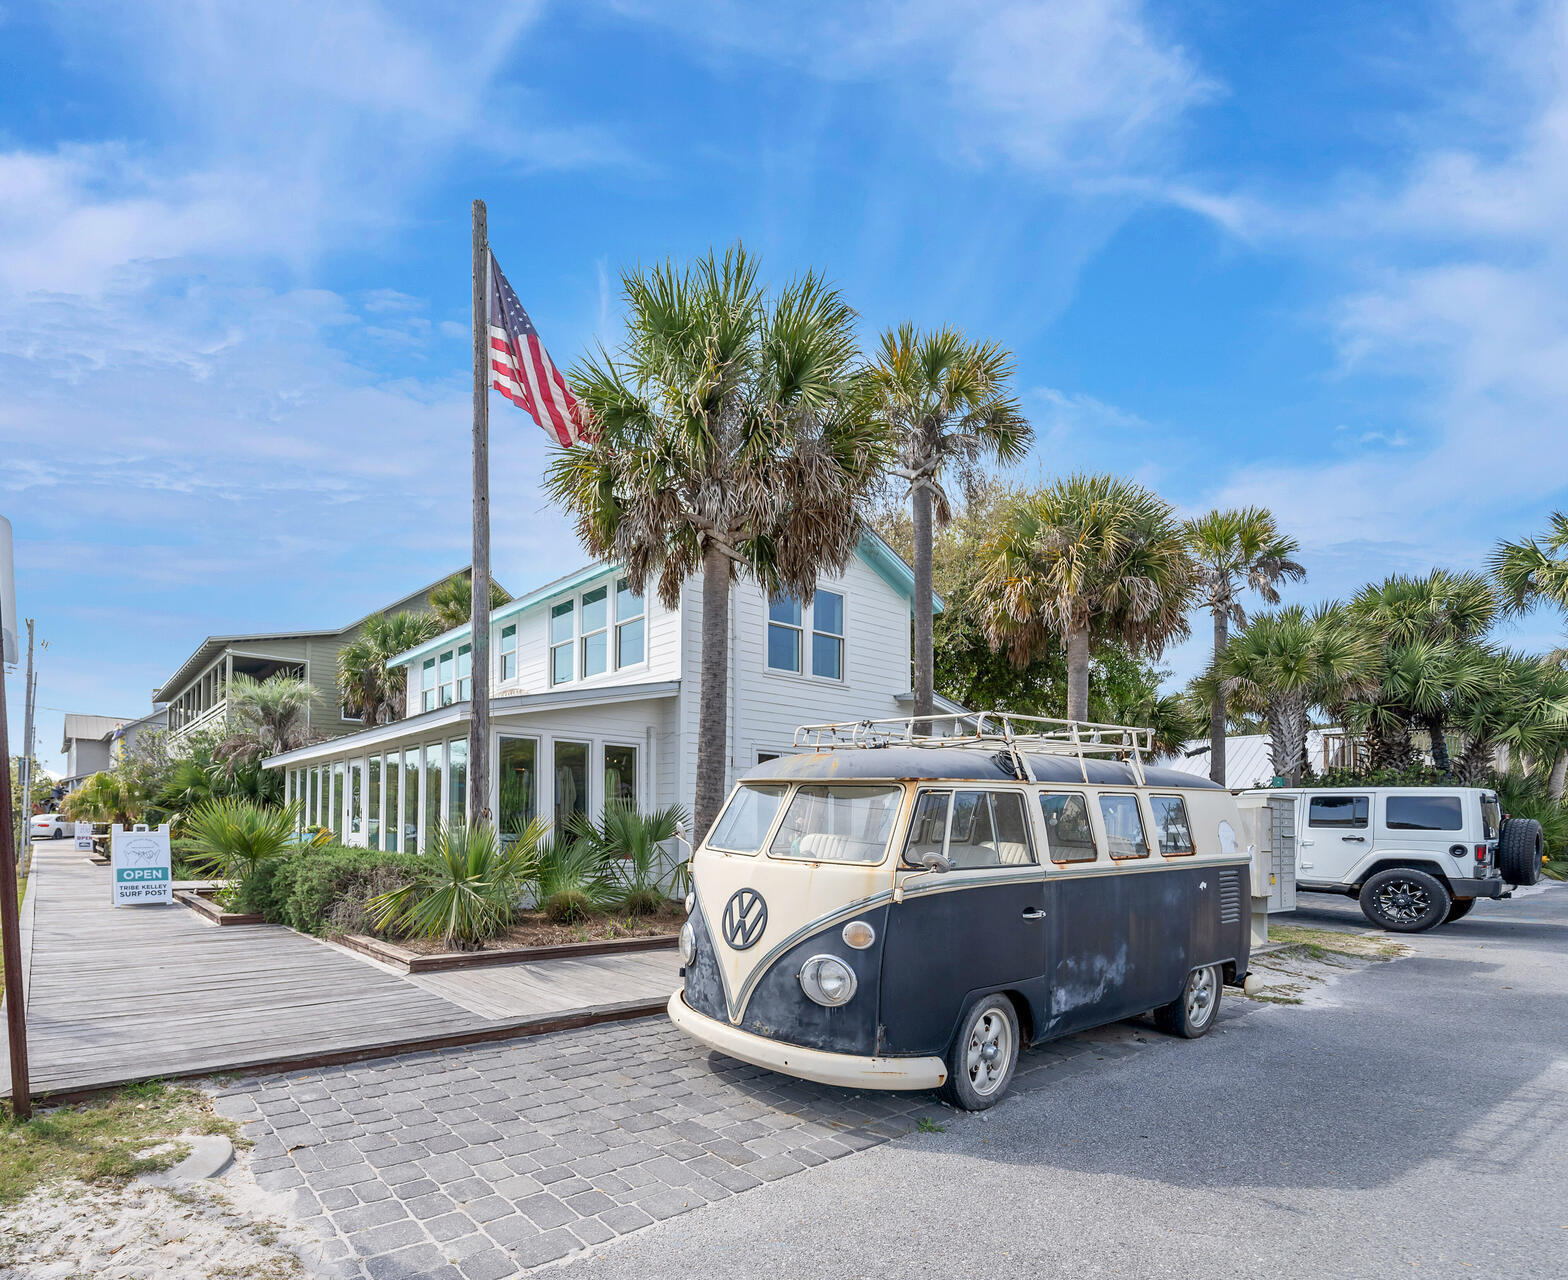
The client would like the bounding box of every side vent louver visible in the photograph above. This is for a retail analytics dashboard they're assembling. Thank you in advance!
[1218,869,1242,926]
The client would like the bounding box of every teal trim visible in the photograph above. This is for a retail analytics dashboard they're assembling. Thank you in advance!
[857,530,943,614]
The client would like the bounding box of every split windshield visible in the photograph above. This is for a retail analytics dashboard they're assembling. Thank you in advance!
[708,784,787,855]
[768,785,903,864]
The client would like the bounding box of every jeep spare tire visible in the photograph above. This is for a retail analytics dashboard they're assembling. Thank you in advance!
[1497,817,1543,887]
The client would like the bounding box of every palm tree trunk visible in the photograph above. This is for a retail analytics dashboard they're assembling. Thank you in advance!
[1065,624,1090,722]
[1422,714,1451,773]
[1209,605,1227,786]
[1269,694,1309,786]
[1550,749,1568,801]
[693,542,733,844]
[911,481,935,731]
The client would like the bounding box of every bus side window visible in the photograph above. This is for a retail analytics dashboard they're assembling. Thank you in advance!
[1099,794,1151,860]
[943,792,1036,869]
[1039,792,1098,864]
[1150,795,1196,856]
[902,791,951,868]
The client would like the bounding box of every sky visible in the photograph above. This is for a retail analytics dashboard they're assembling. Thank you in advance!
[4,0,1568,772]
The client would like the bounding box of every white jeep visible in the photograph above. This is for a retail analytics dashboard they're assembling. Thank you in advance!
[1254,787,1543,932]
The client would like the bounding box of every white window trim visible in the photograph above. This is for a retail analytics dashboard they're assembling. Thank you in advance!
[498,623,520,685]
[602,740,641,812]
[544,577,651,688]
[764,589,848,685]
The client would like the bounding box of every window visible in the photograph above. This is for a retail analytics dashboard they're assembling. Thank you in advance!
[439,650,455,706]
[1098,794,1150,859]
[709,784,787,854]
[331,761,346,840]
[769,784,902,864]
[1481,794,1501,840]
[456,643,472,701]
[383,753,399,852]
[1149,795,1195,855]
[616,579,645,667]
[580,586,609,678]
[1039,792,1098,863]
[421,658,436,712]
[306,768,318,827]
[422,743,441,849]
[499,737,538,836]
[605,744,638,809]
[349,761,363,839]
[550,601,574,685]
[401,750,420,853]
[811,590,844,680]
[1309,795,1369,829]
[499,624,518,681]
[554,739,589,834]
[1386,795,1463,831]
[903,790,1034,869]
[903,792,951,866]
[448,738,468,828]
[341,701,362,723]
[367,756,381,850]
[767,597,802,671]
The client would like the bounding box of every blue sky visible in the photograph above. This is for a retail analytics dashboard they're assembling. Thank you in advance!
[5,0,1568,772]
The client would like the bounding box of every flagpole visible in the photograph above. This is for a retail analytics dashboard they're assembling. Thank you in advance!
[469,199,492,828]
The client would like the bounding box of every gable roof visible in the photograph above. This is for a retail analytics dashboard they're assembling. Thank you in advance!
[62,713,133,752]
[389,535,940,670]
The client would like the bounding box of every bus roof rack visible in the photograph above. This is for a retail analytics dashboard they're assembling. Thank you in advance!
[791,712,1154,785]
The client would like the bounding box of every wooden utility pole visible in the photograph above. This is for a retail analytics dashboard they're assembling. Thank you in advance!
[469,199,492,826]
[0,598,32,1118]
[18,621,34,834]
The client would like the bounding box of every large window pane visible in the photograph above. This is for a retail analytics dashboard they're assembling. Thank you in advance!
[605,744,638,808]
[1308,795,1368,828]
[1386,795,1463,831]
[499,737,538,837]
[383,753,400,852]
[581,585,608,632]
[550,601,574,685]
[1099,794,1150,859]
[902,791,951,866]
[349,761,363,841]
[1039,792,1098,863]
[553,740,589,834]
[769,784,901,864]
[616,616,645,667]
[367,756,381,850]
[582,629,608,678]
[307,767,318,827]
[448,737,468,829]
[402,750,420,853]
[709,784,787,855]
[500,624,517,680]
[1150,795,1195,855]
[422,743,441,850]
[814,591,843,635]
[439,651,455,705]
[331,761,345,840]
[421,658,436,712]
[457,643,472,701]
[767,623,800,672]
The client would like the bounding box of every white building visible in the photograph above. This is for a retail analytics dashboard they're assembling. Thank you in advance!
[262,533,952,849]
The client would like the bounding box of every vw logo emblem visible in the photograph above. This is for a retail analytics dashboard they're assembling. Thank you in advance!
[722,888,768,950]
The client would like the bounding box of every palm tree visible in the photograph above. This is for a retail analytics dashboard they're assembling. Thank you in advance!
[339,611,444,726]
[867,325,1032,723]
[429,573,513,631]
[978,474,1196,722]
[1491,516,1568,795]
[546,244,887,840]
[1448,651,1568,784]
[1207,604,1376,785]
[1183,507,1305,784]
[215,672,314,770]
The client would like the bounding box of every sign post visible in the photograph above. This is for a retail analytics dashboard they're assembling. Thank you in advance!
[110,824,173,906]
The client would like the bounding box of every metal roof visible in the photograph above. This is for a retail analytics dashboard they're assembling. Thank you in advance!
[740,747,1223,789]
[61,713,132,752]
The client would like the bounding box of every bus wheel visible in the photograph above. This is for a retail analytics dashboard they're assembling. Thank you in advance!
[941,993,1019,1111]
[1154,964,1222,1038]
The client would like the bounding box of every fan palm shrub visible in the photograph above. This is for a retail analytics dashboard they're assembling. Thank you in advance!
[569,802,686,914]
[533,836,616,924]
[429,573,512,630]
[546,243,888,840]
[867,325,1032,723]
[61,771,135,825]
[214,672,314,770]
[978,474,1196,722]
[183,797,300,908]
[1184,507,1305,784]
[368,819,545,950]
[338,611,445,725]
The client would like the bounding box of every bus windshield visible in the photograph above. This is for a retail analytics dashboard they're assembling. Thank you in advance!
[708,784,787,855]
[768,785,903,864]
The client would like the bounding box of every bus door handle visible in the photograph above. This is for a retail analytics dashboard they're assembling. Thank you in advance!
[1021,908,1046,920]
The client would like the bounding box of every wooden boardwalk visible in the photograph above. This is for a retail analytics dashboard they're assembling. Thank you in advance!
[1,846,679,1100]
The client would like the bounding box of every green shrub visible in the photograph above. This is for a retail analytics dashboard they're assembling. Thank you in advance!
[183,797,299,907]
[534,837,615,923]
[239,844,442,936]
[567,802,685,915]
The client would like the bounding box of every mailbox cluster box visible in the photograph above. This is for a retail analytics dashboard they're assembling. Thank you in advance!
[1236,793,1298,914]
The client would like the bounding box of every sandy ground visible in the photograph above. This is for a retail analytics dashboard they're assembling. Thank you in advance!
[1244,929,1409,1008]
[0,1140,328,1280]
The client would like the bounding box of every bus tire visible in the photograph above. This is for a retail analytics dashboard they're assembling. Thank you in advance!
[1444,897,1476,924]
[1153,964,1222,1038]
[1358,867,1450,932]
[940,993,1019,1112]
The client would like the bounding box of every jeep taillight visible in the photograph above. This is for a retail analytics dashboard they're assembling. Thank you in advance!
[1475,844,1488,864]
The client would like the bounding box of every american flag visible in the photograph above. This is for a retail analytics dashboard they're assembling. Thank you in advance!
[488,250,592,446]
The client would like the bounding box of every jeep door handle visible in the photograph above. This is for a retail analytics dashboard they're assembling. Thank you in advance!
[1342,835,1365,842]
[1021,908,1046,920]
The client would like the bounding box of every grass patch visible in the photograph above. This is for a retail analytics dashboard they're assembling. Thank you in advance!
[0,1080,240,1205]
[915,1115,947,1134]
[1267,924,1406,963]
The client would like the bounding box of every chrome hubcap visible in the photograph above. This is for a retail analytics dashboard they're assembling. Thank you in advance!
[965,1009,1012,1096]
[1185,966,1217,1028]
[1373,879,1430,924]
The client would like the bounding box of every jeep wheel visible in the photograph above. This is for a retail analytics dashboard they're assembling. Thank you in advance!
[1153,964,1222,1038]
[1496,818,1543,887]
[1359,868,1451,932]
[1444,897,1476,924]
[940,993,1019,1112]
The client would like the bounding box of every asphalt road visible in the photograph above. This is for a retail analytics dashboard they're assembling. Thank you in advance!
[562,882,1568,1280]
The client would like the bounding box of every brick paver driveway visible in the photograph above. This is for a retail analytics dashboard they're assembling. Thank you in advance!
[220,1011,1198,1278]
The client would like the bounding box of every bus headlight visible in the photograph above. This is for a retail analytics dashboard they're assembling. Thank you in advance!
[679,921,697,965]
[799,955,857,1007]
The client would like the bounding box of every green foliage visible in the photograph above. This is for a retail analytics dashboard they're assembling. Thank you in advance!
[368,820,546,949]
[338,611,445,725]
[182,797,299,904]
[534,836,616,923]
[214,672,314,771]
[241,844,442,935]
[9,756,52,812]
[569,802,686,914]
[429,573,513,630]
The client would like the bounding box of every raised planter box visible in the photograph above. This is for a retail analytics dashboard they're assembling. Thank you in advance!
[337,930,678,974]
[175,888,264,926]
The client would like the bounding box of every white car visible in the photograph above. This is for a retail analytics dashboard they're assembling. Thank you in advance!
[29,813,68,840]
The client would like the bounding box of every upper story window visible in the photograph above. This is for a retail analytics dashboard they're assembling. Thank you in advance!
[421,657,436,712]
[456,642,472,701]
[548,577,649,687]
[420,642,473,710]
[767,590,845,680]
[499,624,518,681]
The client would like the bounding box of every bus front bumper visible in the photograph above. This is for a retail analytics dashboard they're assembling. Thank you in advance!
[667,992,948,1092]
